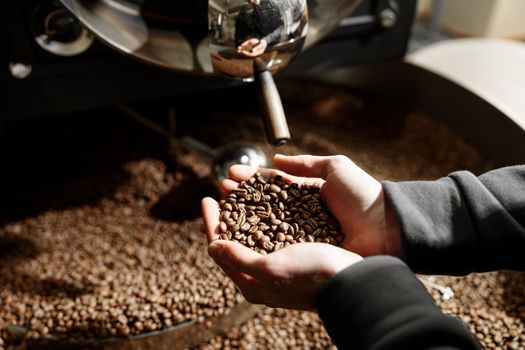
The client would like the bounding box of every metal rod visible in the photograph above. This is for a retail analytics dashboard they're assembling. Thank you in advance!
[179,136,217,160]
[117,104,217,160]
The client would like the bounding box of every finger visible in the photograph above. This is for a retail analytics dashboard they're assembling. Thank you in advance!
[227,164,323,187]
[219,265,262,304]
[273,154,339,179]
[208,240,265,278]
[251,44,265,55]
[220,178,239,194]
[227,164,259,181]
[201,197,220,243]
[228,165,289,183]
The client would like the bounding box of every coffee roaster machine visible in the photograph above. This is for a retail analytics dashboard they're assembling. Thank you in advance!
[1,0,416,118]
[2,0,525,348]
[1,0,419,180]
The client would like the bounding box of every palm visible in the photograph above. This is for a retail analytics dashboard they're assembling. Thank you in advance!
[320,168,387,256]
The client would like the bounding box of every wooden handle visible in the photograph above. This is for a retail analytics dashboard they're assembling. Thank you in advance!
[254,59,291,146]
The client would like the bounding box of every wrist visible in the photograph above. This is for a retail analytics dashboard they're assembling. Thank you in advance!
[382,187,402,257]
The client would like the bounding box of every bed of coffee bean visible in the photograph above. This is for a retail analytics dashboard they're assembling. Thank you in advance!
[195,308,336,350]
[0,159,242,344]
[217,173,342,254]
[1,79,523,350]
[424,272,525,350]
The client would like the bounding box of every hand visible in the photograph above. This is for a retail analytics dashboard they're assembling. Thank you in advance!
[217,154,401,258]
[201,201,362,310]
[237,38,268,57]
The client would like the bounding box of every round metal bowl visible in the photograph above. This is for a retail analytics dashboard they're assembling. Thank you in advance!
[11,303,263,350]
[7,38,524,350]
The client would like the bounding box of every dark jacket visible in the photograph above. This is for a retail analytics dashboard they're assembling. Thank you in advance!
[235,0,283,46]
[317,166,525,349]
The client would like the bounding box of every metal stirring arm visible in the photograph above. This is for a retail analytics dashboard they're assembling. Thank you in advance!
[116,104,269,182]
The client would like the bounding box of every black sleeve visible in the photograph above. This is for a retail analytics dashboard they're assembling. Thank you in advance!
[382,165,525,274]
[259,1,284,44]
[235,9,251,46]
[316,256,481,350]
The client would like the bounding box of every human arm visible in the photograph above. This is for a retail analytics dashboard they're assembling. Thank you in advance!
[267,154,525,274]
[316,256,481,350]
[258,0,284,45]
[384,165,525,274]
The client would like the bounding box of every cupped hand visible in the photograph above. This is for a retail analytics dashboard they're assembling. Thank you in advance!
[237,38,268,57]
[216,154,401,258]
[202,200,361,309]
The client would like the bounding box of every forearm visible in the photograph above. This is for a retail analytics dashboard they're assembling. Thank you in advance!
[316,256,480,350]
[262,25,283,45]
[383,166,525,274]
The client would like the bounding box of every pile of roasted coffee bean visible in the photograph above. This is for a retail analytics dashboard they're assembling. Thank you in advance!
[425,272,525,350]
[0,159,242,347]
[194,308,335,350]
[217,173,343,254]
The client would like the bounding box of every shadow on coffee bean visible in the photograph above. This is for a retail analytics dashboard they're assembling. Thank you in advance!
[0,272,95,298]
[0,234,39,262]
[149,166,218,223]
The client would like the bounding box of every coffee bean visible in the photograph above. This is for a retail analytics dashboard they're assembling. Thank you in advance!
[253,231,265,241]
[269,184,281,193]
[218,174,342,255]
[275,232,286,242]
[221,211,231,221]
[303,224,313,235]
[279,191,288,201]
[247,216,260,225]
[262,241,275,251]
[260,235,271,243]
[274,242,285,251]
[271,219,282,226]
[279,222,289,232]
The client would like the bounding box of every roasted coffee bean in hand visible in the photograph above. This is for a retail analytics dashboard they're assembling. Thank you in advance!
[218,173,344,254]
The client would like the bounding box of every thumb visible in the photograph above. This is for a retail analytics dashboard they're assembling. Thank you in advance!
[273,154,334,179]
[208,240,264,277]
